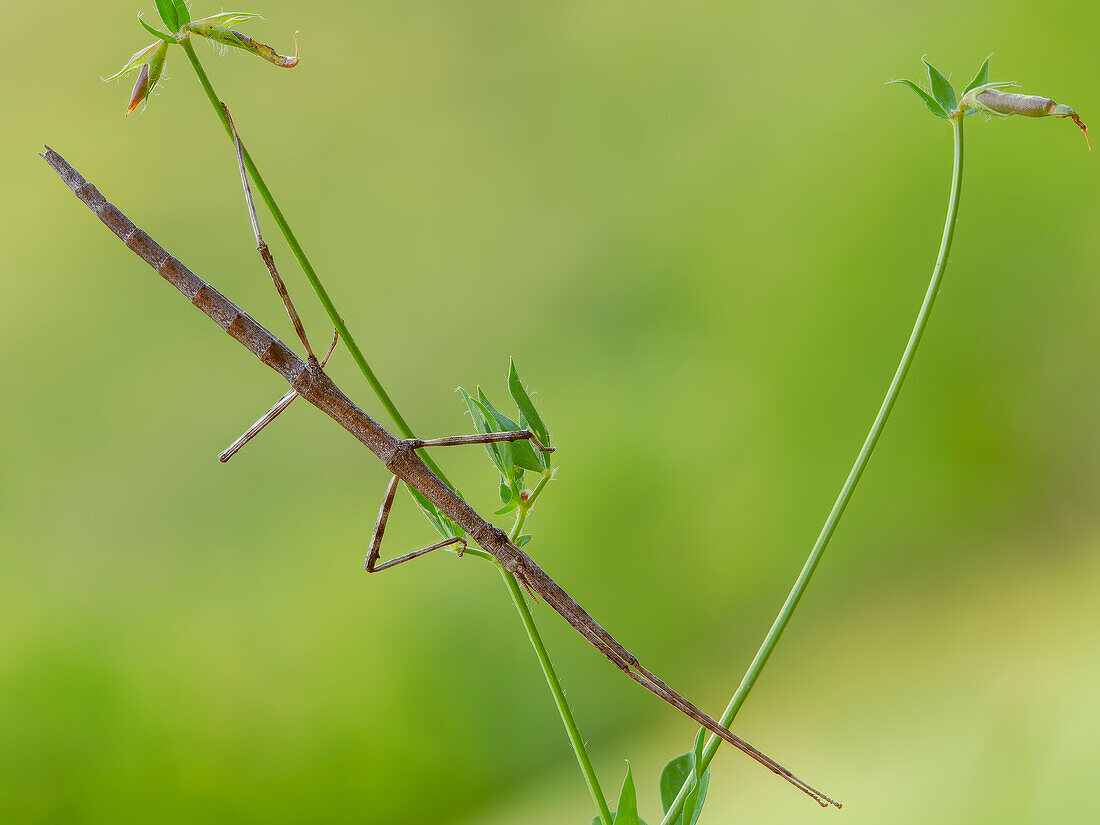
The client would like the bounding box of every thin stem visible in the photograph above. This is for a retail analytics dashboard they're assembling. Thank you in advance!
[501,472,610,823]
[660,116,964,825]
[499,566,613,825]
[178,39,450,484]
[511,471,552,541]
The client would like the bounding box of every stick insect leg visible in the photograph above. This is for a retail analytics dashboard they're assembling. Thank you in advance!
[365,474,466,573]
[404,430,555,453]
[219,330,339,462]
[223,103,317,363]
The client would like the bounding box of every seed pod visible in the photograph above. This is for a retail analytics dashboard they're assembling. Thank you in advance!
[184,19,299,68]
[961,81,1089,149]
[977,89,1059,118]
[104,40,169,117]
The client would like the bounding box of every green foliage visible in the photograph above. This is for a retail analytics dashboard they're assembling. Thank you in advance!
[887,78,948,118]
[458,361,554,518]
[406,485,464,540]
[592,763,648,825]
[659,730,710,825]
[962,54,991,95]
[458,386,523,505]
[508,359,551,457]
[137,15,176,44]
[153,0,180,31]
[891,56,1007,121]
[477,389,543,472]
[923,58,957,113]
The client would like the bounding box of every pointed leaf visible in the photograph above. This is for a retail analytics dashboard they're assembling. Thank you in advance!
[962,55,992,116]
[923,58,957,113]
[962,54,991,94]
[458,388,511,478]
[406,485,463,540]
[172,0,191,25]
[612,763,640,825]
[138,15,176,44]
[507,359,550,448]
[887,78,948,118]
[477,389,543,471]
[516,534,533,547]
[659,748,711,825]
[493,497,521,515]
[188,12,264,28]
[154,0,180,31]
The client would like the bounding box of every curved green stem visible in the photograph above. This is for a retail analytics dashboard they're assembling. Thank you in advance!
[179,39,449,484]
[661,116,964,825]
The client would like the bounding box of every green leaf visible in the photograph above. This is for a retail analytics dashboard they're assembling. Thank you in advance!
[138,14,177,44]
[612,763,641,825]
[458,387,512,479]
[172,0,191,25]
[508,359,550,449]
[498,479,513,505]
[494,497,520,515]
[406,485,463,540]
[515,534,533,547]
[962,54,991,94]
[104,43,160,82]
[923,58,957,113]
[154,0,180,31]
[961,54,992,116]
[659,744,711,825]
[477,388,543,472]
[887,78,948,118]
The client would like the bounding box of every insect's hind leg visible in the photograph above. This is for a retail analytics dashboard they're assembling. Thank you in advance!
[365,474,466,572]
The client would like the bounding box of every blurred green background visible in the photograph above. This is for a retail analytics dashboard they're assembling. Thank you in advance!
[2,1,1098,823]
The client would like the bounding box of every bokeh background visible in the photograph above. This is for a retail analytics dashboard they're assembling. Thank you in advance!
[2,1,1098,823]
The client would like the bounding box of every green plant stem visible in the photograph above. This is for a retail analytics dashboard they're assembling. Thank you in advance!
[511,471,552,540]
[178,39,449,484]
[661,116,964,825]
[181,41,607,821]
[499,472,611,824]
[499,567,613,825]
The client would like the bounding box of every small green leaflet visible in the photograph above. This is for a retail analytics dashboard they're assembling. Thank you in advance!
[590,762,648,825]
[508,359,550,449]
[406,484,463,540]
[138,14,177,43]
[923,58,957,113]
[154,0,180,31]
[961,54,992,116]
[172,0,191,26]
[658,732,711,825]
[887,78,948,118]
[962,55,991,94]
[458,388,512,480]
[477,388,543,471]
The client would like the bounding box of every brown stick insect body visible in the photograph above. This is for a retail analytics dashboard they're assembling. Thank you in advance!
[42,147,838,808]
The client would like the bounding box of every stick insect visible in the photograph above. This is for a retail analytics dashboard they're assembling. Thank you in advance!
[41,143,839,809]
